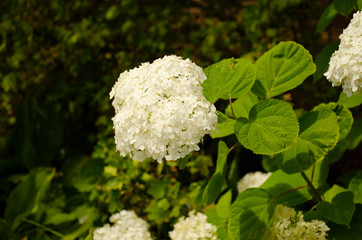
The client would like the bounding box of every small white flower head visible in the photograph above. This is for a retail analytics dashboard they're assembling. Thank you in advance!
[262,205,330,240]
[324,10,362,96]
[110,55,218,162]
[93,210,152,240]
[169,210,218,240]
[237,171,271,193]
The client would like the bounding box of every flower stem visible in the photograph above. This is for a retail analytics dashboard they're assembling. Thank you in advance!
[301,172,322,202]
[23,218,64,238]
[228,142,240,154]
[273,185,308,201]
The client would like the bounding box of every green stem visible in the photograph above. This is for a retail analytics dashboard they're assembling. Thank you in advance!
[301,172,322,202]
[23,218,64,238]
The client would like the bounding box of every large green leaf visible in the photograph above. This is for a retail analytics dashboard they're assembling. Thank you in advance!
[203,58,256,103]
[225,92,259,119]
[252,41,315,98]
[211,111,236,139]
[328,204,362,240]
[203,141,229,205]
[317,191,355,227]
[205,191,233,240]
[316,3,338,32]
[348,172,362,204]
[260,170,312,206]
[234,99,299,155]
[305,157,329,188]
[5,167,55,229]
[229,188,275,240]
[61,205,99,240]
[334,0,356,16]
[338,91,362,108]
[313,102,353,140]
[344,118,362,150]
[276,110,339,174]
[313,42,339,82]
[323,184,348,202]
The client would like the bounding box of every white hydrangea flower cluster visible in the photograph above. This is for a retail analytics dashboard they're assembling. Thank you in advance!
[262,205,330,240]
[324,10,362,96]
[93,210,152,240]
[169,210,218,240]
[110,55,218,162]
[237,171,271,193]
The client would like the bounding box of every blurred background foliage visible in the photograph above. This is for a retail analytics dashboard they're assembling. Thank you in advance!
[1,0,360,239]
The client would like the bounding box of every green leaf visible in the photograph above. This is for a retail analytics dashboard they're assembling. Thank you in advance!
[43,208,76,225]
[260,170,312,206]
[216,190,232,219]
[147,180,169,199]
[215,141,229,175]
[203,173,224,206]
[316,3,338,32]
[5,167,55,229]
[313,42,339,82]
[358,0,362,9]
[313,102,353,140]
[334,0,356,16]
[324,184,348,202]
[234,99,299,155]
[276,110,339,174]
[348,172,362,204]
[328,204,362,239]
[203,58,256,103]
[252,41,315,98]
[344,118,362,150]
[225,92,259,118]
[203,141,228,205]
[205,191,233,240]
[317,191,355,227]
[211,111,236,139]
[62,205,99,240]
[325,141,346,163]
[338,91,362,108]
[305,157,329,188]
[229,188,275,240]
[177,153,190,169]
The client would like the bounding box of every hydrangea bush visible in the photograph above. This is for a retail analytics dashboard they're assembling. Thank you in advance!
[3,3,362,240]
[103,8,361,239]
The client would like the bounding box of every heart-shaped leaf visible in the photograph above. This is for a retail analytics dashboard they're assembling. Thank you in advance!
[234,99,299,155]
[276,110,339,174]
[203,58,256,103]
[252,41,315,98]
[229,188,275,240]
[317,191,355,227]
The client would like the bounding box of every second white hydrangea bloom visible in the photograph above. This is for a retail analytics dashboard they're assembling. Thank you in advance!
[169,210,218,240]
[324,10,362,96]
[110,55,218,162]
[262,205,330,240]
[93,210,152,240]
[237,171,271,193]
